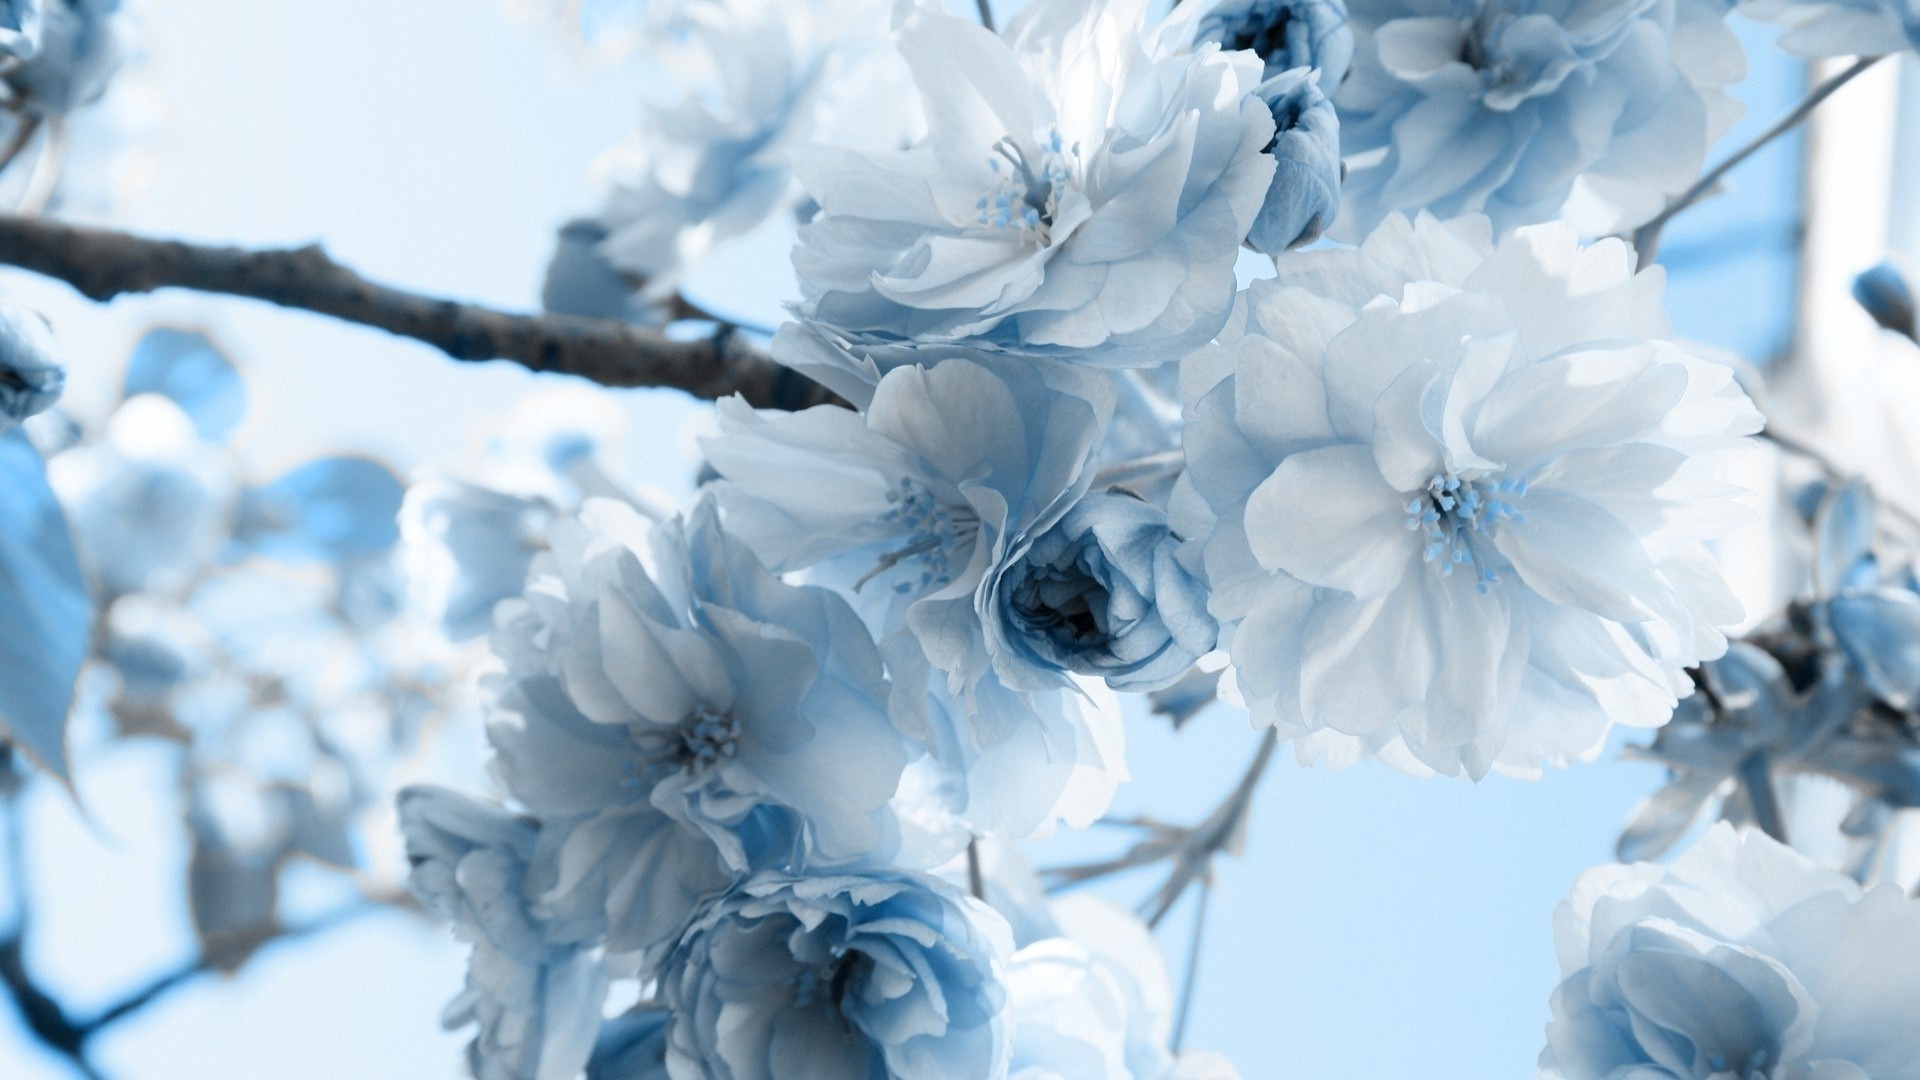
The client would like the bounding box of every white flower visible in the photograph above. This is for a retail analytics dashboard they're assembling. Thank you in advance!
[1007,895,1240,1080]
[1178,213,1761,778]
[1740,0,1919,57]
[786,0,1276,368]
[1541,824,1920,1079]
[1333,0,1745,237]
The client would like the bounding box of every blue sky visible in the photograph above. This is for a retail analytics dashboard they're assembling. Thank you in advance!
[0,2,1892,1077]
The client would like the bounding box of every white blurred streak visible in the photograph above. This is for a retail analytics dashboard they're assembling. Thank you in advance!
[1778,57,1920,515]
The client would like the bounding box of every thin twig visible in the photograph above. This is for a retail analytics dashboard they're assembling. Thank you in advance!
[1633,57,1883,263]
[973,0,996,32]
[965,839,986,901]
[1761,427,1920,535]
[0,213,835,409]
[1170,873,1212,1054]
[1142,729,1278,928]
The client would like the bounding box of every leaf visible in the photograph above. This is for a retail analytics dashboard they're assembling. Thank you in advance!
[240,455,405,564]
[0,430,89,778]
[1812,479,1876,599]
[122,328,248,444]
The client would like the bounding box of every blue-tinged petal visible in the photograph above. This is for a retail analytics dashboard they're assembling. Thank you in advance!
[1828,590,1920,710]
[241,455,404,564]
[0,429,86,777]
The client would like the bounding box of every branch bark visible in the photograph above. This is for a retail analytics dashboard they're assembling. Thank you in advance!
[0,212,834,409]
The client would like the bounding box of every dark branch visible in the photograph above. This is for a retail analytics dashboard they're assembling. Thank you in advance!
[0,212,835,409]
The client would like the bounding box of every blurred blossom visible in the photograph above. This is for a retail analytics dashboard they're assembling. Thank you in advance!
[658,869,1012,1080]
[1246,68,1342,253]
[1541,825,1920,1079]
[1180,214,1761,778]
[1007,895,1239,1079]
[786,0,1276,368]
[541,218,665,325]
[990,490,1215,693]
[1853,259,1918,342]
[0,0,41,60]
[1741,0,1920,55]
[0,301,63,433]
[1334,0,1744,237]
[401,786,609,1080]
[49,393,239,598]
[1172,0,1353,86]
[8,0,134,116]
[401,477,554,642]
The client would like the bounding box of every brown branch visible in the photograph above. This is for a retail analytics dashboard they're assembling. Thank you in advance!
[0,212,835,409]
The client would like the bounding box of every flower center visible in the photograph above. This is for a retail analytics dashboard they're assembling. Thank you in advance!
[1010,563,1111,648]
[790,948,869,1018]
[1403,471,1524,594]
[975,131,1078,241]
[628,704,741,783]
[854,477,980,595]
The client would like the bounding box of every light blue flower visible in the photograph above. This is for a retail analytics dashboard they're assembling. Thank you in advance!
[399,785,608,1080]
[0,427,87,778]
[0,302,63,433]
[786,0,1276,368]
[401,477,554,642]
[706,354,1131,836]
[658,869,1012,1080]
[8,0,131,117]
[989,490,1214,693]
[486,495,910,877]
[1175,0,1353,86]
[1007,895,1240,1080]
[1542,825,1920,1079]
[1333,0,1744,238]
[0,0,41,61]
[1178,215,1760,778]
[1247,68,1342,253]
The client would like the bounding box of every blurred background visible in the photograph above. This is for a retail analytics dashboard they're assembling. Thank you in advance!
[0,1,1914,1076]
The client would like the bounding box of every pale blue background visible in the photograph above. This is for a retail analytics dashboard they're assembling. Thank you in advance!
[0,3,1903,1077]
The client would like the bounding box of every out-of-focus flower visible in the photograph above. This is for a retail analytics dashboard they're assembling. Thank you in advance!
[990,490,1214,693]
[8,0,133,116]
[787,0,1276,368]
[1179,214,1760,778]
[400,786,608,1080]
[401,478,553,642]
[1333,0,1744,238]
[1742,0,1919,56]
[659,869,1012,1080]
[1541,824,1920,1079]
[1246,68,1342,253]
[0,302,63,433]
[0,0,42,61]
[1173,0,1353,86]
[49,393,239,598]
[1854,259,1919,343]
[1007,895,1239,1080]
[488,496,910,875]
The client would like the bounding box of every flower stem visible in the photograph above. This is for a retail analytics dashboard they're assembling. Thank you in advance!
[965,839,986,901]
[1170,873,1212,1053]
[973,0,995,32]
[1632,56,1884,264]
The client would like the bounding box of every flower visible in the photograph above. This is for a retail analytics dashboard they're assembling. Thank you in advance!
[399,785,608,1080]
[0,1,41,62]
[1541,824,1920,1079]
[785,0,1276,368]
[1246,68,1342,253]
[1332,0,1744,238]
[1179,213,1761,778]
[659,869,1012,1080]
[1740,0,1919,57]
[706,354,1130,837]
[989,490,1214,692]
[1173,0,1353,86]
[487,496,910,876]
[7,0,133,117]
[400,477,554,642]
[1006,895,1240,1080]
[0,302,63,433]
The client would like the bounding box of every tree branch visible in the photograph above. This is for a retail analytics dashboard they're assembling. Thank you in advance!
[0,212,835,410]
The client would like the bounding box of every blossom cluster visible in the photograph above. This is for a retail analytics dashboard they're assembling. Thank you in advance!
[395,0,1920,1074]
